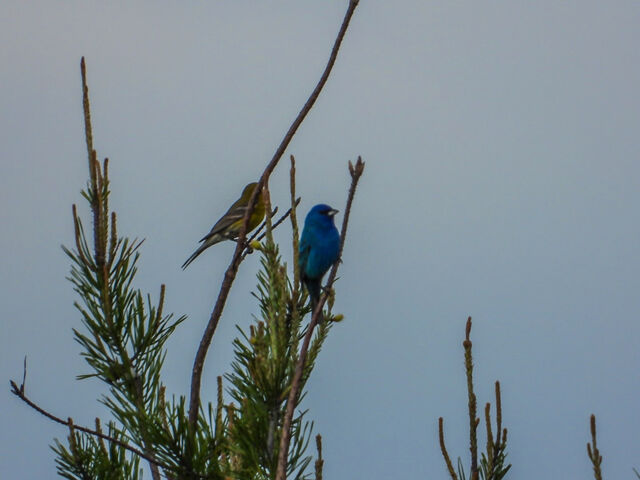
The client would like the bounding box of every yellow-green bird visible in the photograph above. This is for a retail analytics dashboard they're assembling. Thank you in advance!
[182,182,266,269]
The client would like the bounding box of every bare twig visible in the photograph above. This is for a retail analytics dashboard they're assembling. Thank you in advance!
[80,58,95,187]
[9,380,163,468]
[290,156,301,289]
[79,58,162,480]
[275,157,364,480]
[241,200,301,261]
[484,403,494,475]
[314,434,324,480]
[245,206,278,245]
[587,414,603,480]
[495,381,502,447]
[253,201,299,242]
[464,317,479,480]
[188,0,361,427]
[439,417,459,480]
[10,378,217,479]
[21,356,27,394]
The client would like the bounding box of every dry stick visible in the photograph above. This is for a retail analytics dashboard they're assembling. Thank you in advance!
[187,0,360,427]
[489,381,506,475]
[439,417,459,480]
[289,157,301,328]
[80,58,162,480]
[10,380,215,479]
[464,317,479,480]
[245,206,278,246]
[80,58,95,188]
[9,381,165,469]
[290,156,301,289]
[274,157,364,480]
[484,403,494,476]
[495,381,502,447]
[241,200,300,261]
[587,414,603,480]
[314,435,324,480]
[254,201,299,242]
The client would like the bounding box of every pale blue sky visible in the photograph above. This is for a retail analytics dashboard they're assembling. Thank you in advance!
[2,1,640,478]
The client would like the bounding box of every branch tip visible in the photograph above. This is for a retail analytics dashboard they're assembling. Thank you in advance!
[189,0,361,431]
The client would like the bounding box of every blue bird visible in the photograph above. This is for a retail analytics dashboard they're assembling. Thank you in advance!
[298,204,340,311]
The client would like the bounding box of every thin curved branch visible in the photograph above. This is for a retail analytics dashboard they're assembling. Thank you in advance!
[252,199,300,244]
[10,381,163,469]
[241,199,301,261]
[188,0,361,427]
[439,417,459,480]
[275,157,364,480]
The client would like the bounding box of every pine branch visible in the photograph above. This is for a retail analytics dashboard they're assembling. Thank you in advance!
[464,318,479,480]
[275,157,364,480]
[10,380,164,469]
[439,417,459,480]
[314,435,324,480]
[188,0,361,428]
[225,236,323,479]
[439,319,510,480]
[52,419,142,480]
[587,414,603,480]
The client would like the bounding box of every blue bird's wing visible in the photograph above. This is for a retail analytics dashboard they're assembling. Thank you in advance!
[300,228,339,279]
[312,231,340,278]
[298,233,311,278]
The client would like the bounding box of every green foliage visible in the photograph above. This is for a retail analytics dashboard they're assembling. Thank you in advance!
[17,5,364,475]
[141,394,229,479]
[52,122,332,478]
[225,240,330,479]
[51,107,331,478]
[439,319,511,480]
[59,153,193,478]
[479,447,510,480]
[52,421,142,480]
[457,457,466,480]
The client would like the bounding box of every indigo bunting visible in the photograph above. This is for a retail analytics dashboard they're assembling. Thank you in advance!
[298,204,340,309]
[182,182,266,269]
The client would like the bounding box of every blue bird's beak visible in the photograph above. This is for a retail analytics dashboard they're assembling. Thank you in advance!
[328,209,339,217]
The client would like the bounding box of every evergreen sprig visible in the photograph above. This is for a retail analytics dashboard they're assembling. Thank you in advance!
[439,319,511,480]
[225,240,330,479]
[13,4,362,471]
[52,419,142,480]
[54,58,189,480]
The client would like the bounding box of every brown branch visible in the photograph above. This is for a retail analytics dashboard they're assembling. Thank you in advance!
[587,414,603,480]
[79,59,162,480]
[275,157,364,480]
[9,380,164,469]
[80,57,95,188]
[314,434,324,480]
[245,206,278,246]
[495,381,502,447]
[10,379,217,479]
[484,403,494,476]
[187,0,360,427]
[253,201,300,243]
[240,200,301,261]
[439,417,459,480]
[464,317,479,480]
[290,156,301,289]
